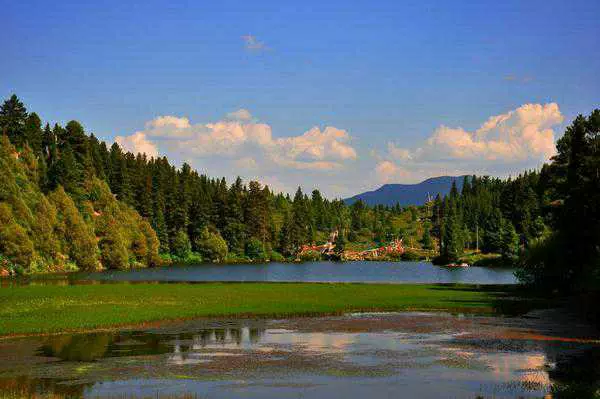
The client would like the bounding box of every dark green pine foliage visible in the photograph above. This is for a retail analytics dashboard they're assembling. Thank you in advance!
[0,94,28,148]
[23,113,43,155]
[519,110,600,291]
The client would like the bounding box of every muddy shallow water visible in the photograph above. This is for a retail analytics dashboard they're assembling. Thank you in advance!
[0,311,598,398]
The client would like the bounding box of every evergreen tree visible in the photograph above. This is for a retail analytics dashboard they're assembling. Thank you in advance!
[23,112,42,154]
[0,94,28,147]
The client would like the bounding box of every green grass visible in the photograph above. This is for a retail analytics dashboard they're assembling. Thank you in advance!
[0,282,519,336]
[458,251,506,267]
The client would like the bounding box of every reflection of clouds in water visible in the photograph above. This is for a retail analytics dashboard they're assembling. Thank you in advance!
[484,352,550,386]
[263,331,356,353]
[159,323,553,392]
[264,331,416,353]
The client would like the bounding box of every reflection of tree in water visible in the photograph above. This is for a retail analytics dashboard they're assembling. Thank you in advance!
[547,345,600,398]
[168,326,266,365]
[230,327,242,344]
[249,328,263,344]
[0,375,92,397]
[188,326,265,348]
[40,333,112,361]
[6,322,269,396]
[40,331,175,361]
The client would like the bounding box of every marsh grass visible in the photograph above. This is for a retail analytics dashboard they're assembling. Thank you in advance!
[0,282,516,336]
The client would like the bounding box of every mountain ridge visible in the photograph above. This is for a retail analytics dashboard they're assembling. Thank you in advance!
[344,176,468,206]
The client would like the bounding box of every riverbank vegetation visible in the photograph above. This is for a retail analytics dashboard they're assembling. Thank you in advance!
[0,283,525,336]
[0,94,598,285]
[0,94,442,273]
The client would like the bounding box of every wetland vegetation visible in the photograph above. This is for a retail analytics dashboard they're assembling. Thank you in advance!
[0,283,527,336]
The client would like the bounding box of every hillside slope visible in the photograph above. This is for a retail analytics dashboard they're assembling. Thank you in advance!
[0,136,160,274]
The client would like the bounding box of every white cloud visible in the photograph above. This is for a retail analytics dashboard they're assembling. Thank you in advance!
[377,103,564,183]
[147,115,191,129]
[226,109,253,121]
[375,161,410,183]
[387,142,413,161]
[114,132,158,158]
[274,126,357,163]
[114,110,357,173]
[234,157,258,170]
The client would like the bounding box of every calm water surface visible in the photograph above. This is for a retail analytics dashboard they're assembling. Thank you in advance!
[72,261,518,285]
[0,311,598,398]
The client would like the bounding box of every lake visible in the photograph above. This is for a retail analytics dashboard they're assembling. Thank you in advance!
[69,261,518,285]
[1,311,598,398]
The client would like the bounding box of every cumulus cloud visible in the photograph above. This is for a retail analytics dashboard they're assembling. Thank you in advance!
[115,132,158,158]
[226,109,253,121]
[234,157,258,170]
[375,161,410,183]
[376,103,564,183]
[115,109,357,172]
[274,127,357,163]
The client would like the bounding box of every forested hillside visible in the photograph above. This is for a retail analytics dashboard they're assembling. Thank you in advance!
[1,93,597,287]
[0,95,430,272]
[0,135,159,273]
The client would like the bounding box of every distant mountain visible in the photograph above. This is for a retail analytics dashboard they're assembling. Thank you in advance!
[344,176,468,206]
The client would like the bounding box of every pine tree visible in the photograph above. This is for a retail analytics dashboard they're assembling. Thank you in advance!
[0,94,28,147]
[23,112,42,154]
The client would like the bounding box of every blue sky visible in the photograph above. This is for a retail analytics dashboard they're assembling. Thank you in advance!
[3,0,599,197]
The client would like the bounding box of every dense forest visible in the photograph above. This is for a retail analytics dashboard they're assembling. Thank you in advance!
[1,94,598,292]
[0,94,425,272]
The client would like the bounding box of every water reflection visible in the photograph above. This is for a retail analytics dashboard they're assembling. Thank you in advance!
[2,261,519,286]
[0,314,599,398]
[39,324,267,362]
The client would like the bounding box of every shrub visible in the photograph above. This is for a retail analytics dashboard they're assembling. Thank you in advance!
[196,227,228,262]
[171,230,192,259]
[269,250,285,262]
[99,227,129,270]
[245,238,267,261]
[401,250,421,261]
[299,250,322,262]
[0,207,34,268]
[49,186,99,271]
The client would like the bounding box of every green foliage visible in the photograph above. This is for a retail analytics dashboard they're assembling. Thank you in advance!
[401,250,421,261]
[421,223,433,249]
[0,94,28,148]
[334,230,346,252]
[298,250,322,262]
[171,229,192,259]
[98,227,129,270]
[0,205,34,267]
[48,186,99,271]
[518,110,600,291]
[500,220,519,263]
[0,109,159,273]
[269,250,285,262]
[3,94,597,287]
[195,227,228,262]
[0,283,517,335]
[245,237,267,261]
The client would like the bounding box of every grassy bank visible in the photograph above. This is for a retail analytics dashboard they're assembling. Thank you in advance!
[0,282,526,336]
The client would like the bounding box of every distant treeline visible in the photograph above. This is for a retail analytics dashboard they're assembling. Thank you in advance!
[1,94,598,292]
[0,95,420,271]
